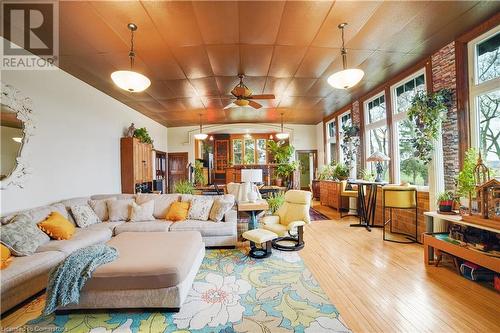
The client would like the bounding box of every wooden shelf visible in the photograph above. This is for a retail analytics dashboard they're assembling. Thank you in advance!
[424,211,500,233]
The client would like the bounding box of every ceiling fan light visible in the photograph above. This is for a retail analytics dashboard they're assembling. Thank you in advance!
[194,133,208,140]
[327,68,364,90]
[111,70,151,92]
[234,99,249,107]
[275,132,289,140]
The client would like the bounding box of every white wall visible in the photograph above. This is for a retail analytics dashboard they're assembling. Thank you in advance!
[167,123,320,164]
[316,122,325,170]
[1,69,168,215]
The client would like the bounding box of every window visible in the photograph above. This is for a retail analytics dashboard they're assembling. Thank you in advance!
[469,26,500,173]
[364,94,389,181]
[232,139,242,165]
[392,71,428,186]
[256,139,267,164]
[244,139,255,164]
[325,119,337,164]
[338,111,352,165]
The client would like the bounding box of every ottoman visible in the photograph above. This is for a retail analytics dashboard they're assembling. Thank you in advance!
[58,231,205,312]
[242,229,278,259]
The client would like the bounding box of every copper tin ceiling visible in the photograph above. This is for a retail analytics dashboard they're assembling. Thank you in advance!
[35,1,500,126]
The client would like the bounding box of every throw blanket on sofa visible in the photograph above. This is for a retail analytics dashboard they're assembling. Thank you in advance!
[43,244,118,315]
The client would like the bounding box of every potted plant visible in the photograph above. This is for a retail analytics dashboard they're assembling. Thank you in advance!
[436,191,455,212]
[317,163,336,181]
[333,163,350,180]
[456,148,478,214]
[275,161,299,187]
[173,180,194,194]
[133,127,153,144]
[266,191,285,214]
[193,160,206,186]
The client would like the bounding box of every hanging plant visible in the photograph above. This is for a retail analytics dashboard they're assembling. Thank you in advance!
[340,120,360,169]
[407,89,451,164]
[134,127,153,144]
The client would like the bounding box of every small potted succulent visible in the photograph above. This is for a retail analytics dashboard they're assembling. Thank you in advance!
[436,191,455,213]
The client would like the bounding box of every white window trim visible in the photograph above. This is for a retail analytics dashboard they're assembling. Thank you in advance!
[364,92,388,171]
[468,25,500,150]
[390,68,426,186]
[325,118,336,164]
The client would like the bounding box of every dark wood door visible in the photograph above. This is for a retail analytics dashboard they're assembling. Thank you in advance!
[167,152,188,193]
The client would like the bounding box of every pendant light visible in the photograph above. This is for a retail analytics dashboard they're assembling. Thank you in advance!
[194,114,208,140]
[111,23,151,93]
[327,23,364,90]
[275,113,289,140]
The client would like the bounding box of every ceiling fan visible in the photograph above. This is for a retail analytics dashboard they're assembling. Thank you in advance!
[224,74,275,110]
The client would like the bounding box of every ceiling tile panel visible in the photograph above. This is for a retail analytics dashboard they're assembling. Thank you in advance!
[263,77,292,99]
[137,48,186,80]
[295,47,337,78]
[215,76,241,96]
[238,1,285,45]
[268,46,308,77]
[206,45,240,76]
[171,45,214,78]
[240,45,274,76]
[142,1,204,47]
[284,78,318,97]
[163,79,198,98]
[190,77,220,97]
[306,79,335,98]
[276,1,333,46]
[192,1,239,44]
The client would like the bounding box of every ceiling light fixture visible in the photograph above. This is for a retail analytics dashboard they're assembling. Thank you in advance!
[275,113,289,140]
[194,114,208,140]
[12,137,22,143]
[327,23,364,90]
[111,23,151,93]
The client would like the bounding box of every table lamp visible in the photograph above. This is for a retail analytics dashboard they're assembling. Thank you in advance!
[241,169,262,203]
[367,151,390,182]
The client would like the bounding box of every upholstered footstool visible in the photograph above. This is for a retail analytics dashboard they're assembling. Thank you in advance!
[242,229,278,259]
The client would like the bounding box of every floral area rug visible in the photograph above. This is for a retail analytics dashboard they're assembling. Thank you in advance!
[16,249,350,333]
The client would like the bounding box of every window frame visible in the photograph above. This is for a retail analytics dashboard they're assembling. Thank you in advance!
[325,118,337,164]
[364,92,389,180]
[467,25,500,163]
[338,110,352,165]
[390,68,427,186]
[231,136,269,165]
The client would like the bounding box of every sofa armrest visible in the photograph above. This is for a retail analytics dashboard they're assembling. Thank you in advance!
[262,215,280,225]
[223,209,237,223]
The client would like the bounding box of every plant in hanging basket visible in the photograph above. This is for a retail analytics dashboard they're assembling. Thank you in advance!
[407,89,451,164]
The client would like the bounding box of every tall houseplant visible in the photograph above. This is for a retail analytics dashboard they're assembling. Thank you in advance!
[267,140,298,187]
[456,148,478,213]
[194,160,206,186]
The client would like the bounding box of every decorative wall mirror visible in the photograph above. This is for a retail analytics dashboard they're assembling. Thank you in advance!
[1,83,35,189]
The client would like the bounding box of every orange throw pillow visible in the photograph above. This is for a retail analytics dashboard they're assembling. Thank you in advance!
[38,211,76,240]
[165,202,190,222]
[1,244,12,269]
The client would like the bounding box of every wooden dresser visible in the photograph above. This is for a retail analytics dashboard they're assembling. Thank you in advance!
[121,137,153,193]
[319,180,342,210]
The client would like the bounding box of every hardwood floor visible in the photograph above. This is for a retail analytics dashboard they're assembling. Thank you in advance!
[302,203,500,333]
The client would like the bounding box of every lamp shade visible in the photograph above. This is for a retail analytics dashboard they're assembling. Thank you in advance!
[275,132,289,140]
[327,68,364,90]
[193,133,208,140]
[241,169,262,183]
[111,70,151,92]
[367,151,390,162]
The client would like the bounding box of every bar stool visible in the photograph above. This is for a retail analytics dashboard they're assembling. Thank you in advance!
[340,180,358,218]
[382,185,418,243]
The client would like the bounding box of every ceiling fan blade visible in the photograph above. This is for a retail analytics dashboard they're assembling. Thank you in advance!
[223,102,235,110]
[248,100,262,109]
[249,94,275,100]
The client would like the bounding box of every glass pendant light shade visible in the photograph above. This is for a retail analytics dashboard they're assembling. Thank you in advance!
[111,70,151,92]
[194,133,208,140]
[327,68,364,90]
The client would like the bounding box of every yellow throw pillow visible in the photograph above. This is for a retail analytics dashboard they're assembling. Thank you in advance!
[38,211,76,240]
[165,202,190,222]
[1,244,12,270]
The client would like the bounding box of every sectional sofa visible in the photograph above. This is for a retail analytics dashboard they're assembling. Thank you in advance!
[0,193,237,314]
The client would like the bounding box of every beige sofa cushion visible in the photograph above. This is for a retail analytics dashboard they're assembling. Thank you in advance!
[209,195,235,222]
[90,194,136,201]
[59,197,91,225]
[1,250,65,293]
[84,231,203,290]
[86,221,124,233]
[114,221,171,235]
[36,228,112,256]
[169,220,236,237]
[89,198,116,221]
[129,201,155,222]
[107,199,134,222]
[1,203,69,226]
[136,194,180,219]
[182,196,214,221]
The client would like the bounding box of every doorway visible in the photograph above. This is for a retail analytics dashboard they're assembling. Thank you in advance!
[296,150,318,191]
[167,152,188,193]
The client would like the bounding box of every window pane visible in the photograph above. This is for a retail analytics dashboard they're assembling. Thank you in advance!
[244,139,255,164]
[367,126,389,181]
[257,139,267,164]
[328,121,336,139]
[329,142,337,164]
[394,74,425,114]
[233,139,242,165]
[477,90,500,172]
[398,120,429,186]
[476,32,500,84]
[367,95,386,124]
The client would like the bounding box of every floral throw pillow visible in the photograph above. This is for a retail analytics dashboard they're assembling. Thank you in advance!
[209,196,235,222]
[71,204,101,228]
[188,196,214,221]
[0,214,50,256]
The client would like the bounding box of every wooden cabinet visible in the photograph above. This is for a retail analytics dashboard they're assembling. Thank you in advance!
[121,137,153,193]
[319,180,342,210]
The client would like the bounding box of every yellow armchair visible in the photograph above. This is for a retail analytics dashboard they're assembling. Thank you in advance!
[262,190,312,251]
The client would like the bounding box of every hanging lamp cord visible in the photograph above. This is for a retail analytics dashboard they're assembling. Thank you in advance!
[129,28,135,69]
[340,25,347,70]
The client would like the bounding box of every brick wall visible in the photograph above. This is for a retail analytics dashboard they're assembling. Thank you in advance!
[431,42,459,190]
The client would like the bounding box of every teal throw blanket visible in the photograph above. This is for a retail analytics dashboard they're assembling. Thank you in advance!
[43,244,118,315]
